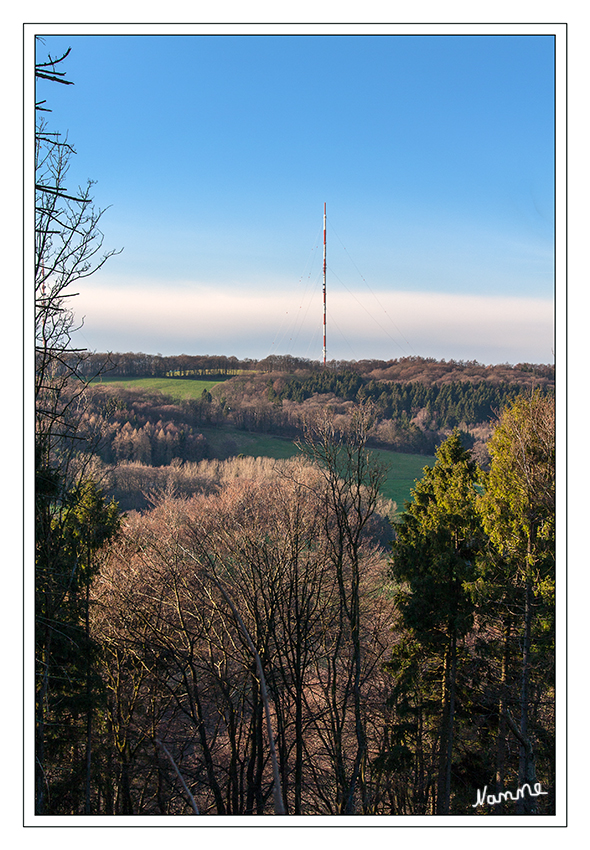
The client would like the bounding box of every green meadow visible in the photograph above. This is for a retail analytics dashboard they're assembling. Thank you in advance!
[199,426,434,511]
[92,377,434,509]
[90,376,228,400]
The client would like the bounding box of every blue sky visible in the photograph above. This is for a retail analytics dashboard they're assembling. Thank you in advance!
[35,32,556,364]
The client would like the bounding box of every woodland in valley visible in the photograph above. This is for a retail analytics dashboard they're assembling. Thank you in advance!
[34,45,556,817]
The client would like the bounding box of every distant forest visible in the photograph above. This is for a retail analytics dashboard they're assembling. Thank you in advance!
[65,352,555,517]
[76,350,555,384]
[75,352,553,475]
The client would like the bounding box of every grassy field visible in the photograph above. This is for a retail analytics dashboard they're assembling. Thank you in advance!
[93,378,434,509]
[199,426,434,511]
[366,446,434,509]
[91,376,227,400]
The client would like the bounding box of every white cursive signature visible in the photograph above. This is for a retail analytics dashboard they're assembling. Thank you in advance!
[472,782,548,808]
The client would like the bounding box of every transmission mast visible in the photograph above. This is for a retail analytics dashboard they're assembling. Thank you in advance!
[323,202,327,365]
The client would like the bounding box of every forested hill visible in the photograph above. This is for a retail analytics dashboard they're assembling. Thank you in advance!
[267,369,553,430]
[73,351,554,387]
[217,365,553,456]
[71,352,554,467]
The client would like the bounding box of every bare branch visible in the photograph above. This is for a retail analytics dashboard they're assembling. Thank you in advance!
[155,739,200,814]
[178,543,286,816]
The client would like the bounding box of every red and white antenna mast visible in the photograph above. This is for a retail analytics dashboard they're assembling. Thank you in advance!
[322,202,327,365]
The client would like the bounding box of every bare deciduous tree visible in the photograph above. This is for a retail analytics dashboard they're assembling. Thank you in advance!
[296,403,388,813]
[92,451,395,815]
[34,42,122,815]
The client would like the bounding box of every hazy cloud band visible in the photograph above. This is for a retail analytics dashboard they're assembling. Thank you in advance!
[72,280,554,365]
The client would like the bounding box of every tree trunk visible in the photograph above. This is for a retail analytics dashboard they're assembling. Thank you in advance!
[345,560,366,814]
[192,676,226,814]
[444,630,457,809]
[35,628,50,814]
[517,573,535,814]
[84,566,92,814]
[495,615,512,813]
[245,677,259,815]
[436,634,456,815]
[119,749,133,814]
